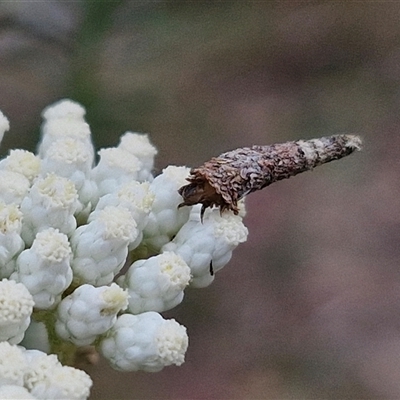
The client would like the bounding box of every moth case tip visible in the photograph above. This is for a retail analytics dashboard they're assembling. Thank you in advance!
[345,135,363,151]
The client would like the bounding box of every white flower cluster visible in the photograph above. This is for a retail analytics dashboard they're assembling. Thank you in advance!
[0,341,92,400]
[0,100,248,398]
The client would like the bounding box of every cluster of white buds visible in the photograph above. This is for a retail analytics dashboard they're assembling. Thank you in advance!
[0,341,92,399]
[0,99,249,399]
[0,99,361,398]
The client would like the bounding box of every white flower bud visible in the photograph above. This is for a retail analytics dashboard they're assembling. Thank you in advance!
[0,341,27,386]
[24,349,92,400]
[91,148,142,201]
[0,170,30,205]
[142,166,191,252]
[30,365,92,400]
[100,312,188,372]
[0,109,10,145]
[38,99,93,160]
[118,251,191,314]
[23,350,60,391]
[162,206,248,288]
[0,149,41,183]
[55,283,129,346]
[0,385,36,399]
[0,279,34,344]
[39,119,92,158]
[118,132,157,181]
[20,173,78,246]
[71,206,137,286]
[11,228,73,309]
[91,181,154,250]
[40,138,97,218]
[41,99,86,121]
[0,202,24,279]
[41,138,94,180]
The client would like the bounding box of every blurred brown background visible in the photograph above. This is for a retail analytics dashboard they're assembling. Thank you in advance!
[0,1,399,399]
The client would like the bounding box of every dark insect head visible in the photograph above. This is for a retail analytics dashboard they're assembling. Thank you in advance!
[178,177,226,222]
[177,181,204,207]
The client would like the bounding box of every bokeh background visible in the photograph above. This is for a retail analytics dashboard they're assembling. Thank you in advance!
[0,1,399,399]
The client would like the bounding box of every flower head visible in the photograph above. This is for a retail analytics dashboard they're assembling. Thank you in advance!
[20,173,78,246]
[70,206,137,286]
[0,279,34,343]
[39,99,93,160]
[41,99,86,121]
[30,365,92,400]
[56,283,129,346]
[142,166,191,252]
[24,349,92,400]
[0,341,27,386]
[118,132,158,181]
[0,149,41,183]
[119,251,191,314]
[42,138,93,174]
[11,228,73,309]
[33,173,79,209]
[100,312,188,372]
[0,170,30,205]
[91,148,143,200]
[0,202,22,234]
[0,202,24,279]
[0,385,36,399]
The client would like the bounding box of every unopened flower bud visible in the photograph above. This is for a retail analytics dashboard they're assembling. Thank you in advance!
[56,283,129,346]
[100,312,188,372]
[0,279,34,344]
[118,251,191,314]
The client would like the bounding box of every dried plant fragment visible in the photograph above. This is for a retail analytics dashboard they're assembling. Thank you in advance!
[178,135,362,219]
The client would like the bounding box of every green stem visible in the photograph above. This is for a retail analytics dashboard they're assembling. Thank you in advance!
[33,310,78,366]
